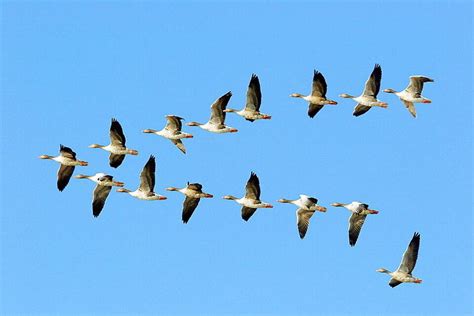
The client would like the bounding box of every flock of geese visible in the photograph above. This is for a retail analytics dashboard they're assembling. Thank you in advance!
[40,64,432,288]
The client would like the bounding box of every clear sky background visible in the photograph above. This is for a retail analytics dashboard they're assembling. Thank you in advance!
[1,1,472,315]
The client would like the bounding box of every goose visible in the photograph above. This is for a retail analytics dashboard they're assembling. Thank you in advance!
[223,172,273,221]
[290,70,338,118]
[331,201,379,246]
[166,182,213,223]
[74,173,124,217]
[339,64,388,117]
[39,144,88,191]
[143,115,193,154]
[278,195,327,239]
[383,76,434,118]
[116,155,167,201]
[186,92,238,133]
[377,232,422,287]
[223,74,271,122]
[89,118,138,168]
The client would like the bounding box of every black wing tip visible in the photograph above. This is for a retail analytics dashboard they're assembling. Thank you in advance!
[242,216,250,222]
[148,155,156,162]
[412,232,421,240]
[299,233,305,239]
[223,91,232,97]
[374,63,381,69]
[349,241,356,247]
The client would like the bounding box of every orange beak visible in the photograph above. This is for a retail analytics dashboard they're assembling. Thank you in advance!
[204,194,213,198]
[79,161,89,166]
[114,181,125,187]
[369,209,379,214]
[158,196,167,200]
[316,206,327,212]
[262,115,272,120]
[185,134,194,138]
[230,128,238,133]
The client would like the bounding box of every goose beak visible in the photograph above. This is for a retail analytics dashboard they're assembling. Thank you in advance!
[158,196,167,200]
[204,194,213,198]
[262,115,272,120]
[185,134,194,138]
[230,128,238,133]
[114,181,125,187]
[414,279,422,284]
[265,204,273,208]
[422,99,432,104]
[369,209,379,214]
[316,206,327,212]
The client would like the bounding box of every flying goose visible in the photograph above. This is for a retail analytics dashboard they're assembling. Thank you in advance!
[39,144,88,191]
[186,92,238,133]
[377,232,422,287]
[290,70,338,118]
[339,64,388,117]
[166,182,213,223]
[75,173,124,217]
[383,76,434,118]
[89,118,138,168]
[278,195,327,239]
[223,172,273,221]
[223,74,271,122]
[331,201,379,246]
[116,155,167,201]
[143,115,193,154]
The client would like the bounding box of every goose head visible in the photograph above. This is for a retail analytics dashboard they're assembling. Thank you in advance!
[89,144,104,149]
[383,88,397,93]
[117,188,131,193]
[143,129,158,134]
[223,195,239,201]
[186,122,202,127]
[290,93,305,98]
[39,155,53,160]
[376,268,390,274]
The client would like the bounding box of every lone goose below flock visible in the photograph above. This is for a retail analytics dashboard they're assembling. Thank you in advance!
[223,172,273,221]
[39,144,88,191]
[89,118,138,168]
[278,195,327,239]
[290,70,338,118]
[377,232,422,287]
[166,182,213,223]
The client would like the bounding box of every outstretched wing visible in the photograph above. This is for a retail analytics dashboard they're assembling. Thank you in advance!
[209,92,232,125]
[109,154,125,168]
[92,185,112,217]
[182,196,201,224]
[362,64,382,98]
[397,232,421,274]
[348,213,367,246]
[241,206,257,221]
[57,165,75,191]
[139,155,156,192]
[406,76,433,97]
[244,172,261,200]
[308,104,324,118]
[353,104,371,117]
[311,70,327,98]
[245,74,262,112]
[110,118,126,146]
[165,115,184,132]
[297,209,315,239]
[59,144,76,160]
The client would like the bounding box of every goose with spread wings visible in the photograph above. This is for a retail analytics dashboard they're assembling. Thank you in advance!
[116,155,167,201]
[39,144,88,191]
[186,92,238,133]
[278,195,327,239]
[223,172,273,221]
[166,182,213,223]
[377,232,422,287]
[143,115,193,154]
[224,74,271,122]
[331,201,379,246]
[384,76,434,118]
[339,64,388,117]
[75,172,125,217]
[290,70,338,118]
[89,118,138,168]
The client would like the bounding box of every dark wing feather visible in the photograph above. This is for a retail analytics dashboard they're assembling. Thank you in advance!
[57,165,75,191]
[363,64,382,97]
[92,185,112,217]
[171,139,186,154]
[209,92,232,125]
[389,279,402,288]
[311,70,327,97]
[398,232,420,274]
[348,213,367,246]
[245,172,261,200]
[182,197,201,224]
[241,206,257,221]
[110,118,126,146]
[308,104,324,118]
[297,209,315,239]
[353,104,371,117]
[59,144,76,159]
[109,154,125,168]
[139,155,155,192]
[245,74,262,112]
[407,76,433,97]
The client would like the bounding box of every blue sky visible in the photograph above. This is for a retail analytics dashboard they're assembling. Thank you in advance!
[1,1,472,315]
